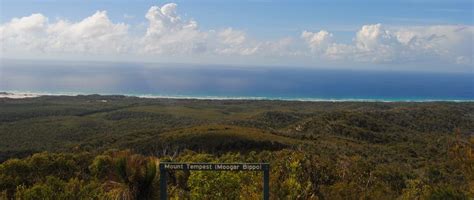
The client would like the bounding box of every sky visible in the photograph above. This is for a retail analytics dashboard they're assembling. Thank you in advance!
[0,0,473,72]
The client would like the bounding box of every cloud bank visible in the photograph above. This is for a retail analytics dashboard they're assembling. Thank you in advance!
[301,24,473,66]
[1,3,472,69]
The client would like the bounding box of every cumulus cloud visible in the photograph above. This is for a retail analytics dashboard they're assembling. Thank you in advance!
[47,11,129,54]
[302,24,405,62]
[301,30,333,52]
[0,3,472,68]
[215,28,260,55]
[301,23,473,65]
[0,13,49,51]
[142,3,207,54]
[393,25,473,64]
[354,24,403,62]
[218,28,246,46]
[260,37,299,56]
[216,28,300,57]
[1,11,129,55]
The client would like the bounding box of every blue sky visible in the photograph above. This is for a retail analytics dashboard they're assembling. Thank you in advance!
[3,0,472,39]
[1,0,473,71]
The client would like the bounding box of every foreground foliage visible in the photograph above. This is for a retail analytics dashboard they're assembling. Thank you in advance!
[0,96,473,199]
[0,144,471,199]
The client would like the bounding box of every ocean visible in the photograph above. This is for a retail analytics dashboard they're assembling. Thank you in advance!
[1,60,473,101]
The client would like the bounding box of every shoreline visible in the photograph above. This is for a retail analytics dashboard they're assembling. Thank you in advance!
[1,91,473,103]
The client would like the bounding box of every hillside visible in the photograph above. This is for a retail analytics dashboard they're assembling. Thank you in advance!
[0,95,472,199]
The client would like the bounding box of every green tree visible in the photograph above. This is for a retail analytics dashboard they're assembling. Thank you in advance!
[15,176,104,200]
[188,171,242,200]
[103,151,157,200]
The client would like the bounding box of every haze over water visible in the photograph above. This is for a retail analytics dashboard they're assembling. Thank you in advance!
[1,60,473,101]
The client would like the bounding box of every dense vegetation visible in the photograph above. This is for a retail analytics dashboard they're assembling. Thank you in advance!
[0,95,472,199]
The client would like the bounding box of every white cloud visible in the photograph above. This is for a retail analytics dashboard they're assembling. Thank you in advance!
[301,30,333,52]
[393,25,473,64]
[354,24,403,62]
[218,28,246,46]
[215,28,260,55]
[302,24,404,62]
[356,24,395,50]
[301,24,473,66]
[216,28,301,57]
[0,3,472,69]
[261,37,299,56]
[0,13,49,51]
[1,11,129,55]
[142,3,207,54]
[47,11,129,54]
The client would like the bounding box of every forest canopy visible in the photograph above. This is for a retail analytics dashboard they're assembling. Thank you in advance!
[0,95,472,199]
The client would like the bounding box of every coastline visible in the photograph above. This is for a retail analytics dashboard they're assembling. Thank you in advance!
[1,90,473,102]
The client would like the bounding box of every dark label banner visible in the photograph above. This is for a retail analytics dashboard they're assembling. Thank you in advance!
[160,163,269,171]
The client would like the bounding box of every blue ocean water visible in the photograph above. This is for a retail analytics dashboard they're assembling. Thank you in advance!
[1,60,473,101]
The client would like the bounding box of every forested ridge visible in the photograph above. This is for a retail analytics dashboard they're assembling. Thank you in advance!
[0,95,472,199]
